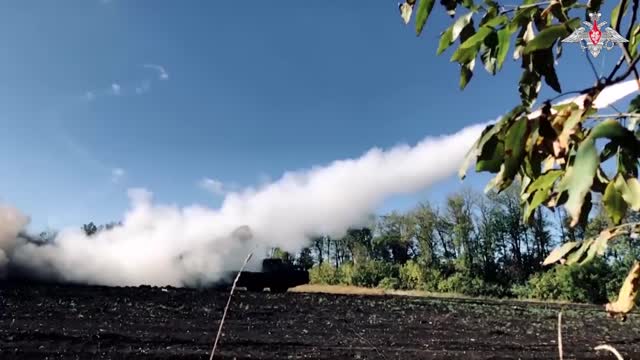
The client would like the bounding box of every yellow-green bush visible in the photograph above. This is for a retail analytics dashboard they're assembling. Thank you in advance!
[309,262,340,285]
[512,259,614,303]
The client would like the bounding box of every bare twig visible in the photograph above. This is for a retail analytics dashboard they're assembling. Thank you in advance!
[348,326,387,359]
[588,112,640,118]
[500,1,551,14]
[618,45,640,88]
[595,344,625,360]
[615,0,629,34]
[610,53,640,85]
[608,55,627,82]
[608,103,626,114]
[549,90,587,102]
[627,0,639,41]
[585,52,601,80]
[209,250,255,360]
[557,312,563,360]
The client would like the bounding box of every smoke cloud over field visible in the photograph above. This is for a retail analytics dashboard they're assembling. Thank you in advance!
[0,80,636,287]
[0,205,29,278]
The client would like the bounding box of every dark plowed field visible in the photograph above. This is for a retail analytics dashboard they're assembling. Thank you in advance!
[1,282,640,359]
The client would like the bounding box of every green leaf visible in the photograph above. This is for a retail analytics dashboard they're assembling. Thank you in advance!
[559,138,598,227]
[600,142,620,163]
[559,119,637,226]
[523,170,562,222]
[480,32,499,74]
[532,48,562,93]
[415,0,436,36]
[551,5,569,23]
[555,40,563,61]
[580,228,623,265]
[460,26,493,49]
[617,149,639,177]
[615,175,640,211]
[461,0,474,8]
[452,12,475,41]
[629,25,640,58]
[565,238,594,265]
[512,6,538,28]
[451,46,479,63]
[437,26,454,55]
[543,241,580,265]
[496,28,511,70]
[460,59,474,89]
[543,62,562,93]
[524,18,580,54]
[590,118,634,139]
[476,133,504,172]
[440,0,458,17]
[466,106,527,183]
[611,0,629,31]
[524,188,549,222]
[528,169,562,192]
[459,124,495,179]
[518,69,541,107]
[485,116,528,192]
[603,179,628,225]
[483,14,508,28]
[628,95,640,113]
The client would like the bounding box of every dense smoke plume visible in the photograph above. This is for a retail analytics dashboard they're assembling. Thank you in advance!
[0,205,29,278]
[0,80,637,287]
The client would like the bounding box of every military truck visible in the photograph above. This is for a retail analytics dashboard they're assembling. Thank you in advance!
[219,258,309,293]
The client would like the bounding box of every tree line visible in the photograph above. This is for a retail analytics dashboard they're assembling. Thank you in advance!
[275,187,639,304]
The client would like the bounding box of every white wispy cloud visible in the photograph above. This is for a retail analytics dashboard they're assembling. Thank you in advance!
[83,64,168,102]
[111,83,121,96]
[111,168,126,184]
[135,81,151,95]
[143,64,169,80]
[199,178,226,196]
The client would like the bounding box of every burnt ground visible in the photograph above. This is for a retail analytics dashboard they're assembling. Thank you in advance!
[1,282,640,359]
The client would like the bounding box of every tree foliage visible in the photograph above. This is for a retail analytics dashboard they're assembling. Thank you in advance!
[400,0,640,317]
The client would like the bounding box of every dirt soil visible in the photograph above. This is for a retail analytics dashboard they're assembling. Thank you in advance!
[1,282,640,359]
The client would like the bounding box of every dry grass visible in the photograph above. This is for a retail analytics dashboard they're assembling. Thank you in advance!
[290,284,591,307]
[290,284,473,298]
[209,250,255,360]
[290,284,387,296]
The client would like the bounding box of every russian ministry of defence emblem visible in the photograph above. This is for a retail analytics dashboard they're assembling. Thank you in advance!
[562,12,628,57]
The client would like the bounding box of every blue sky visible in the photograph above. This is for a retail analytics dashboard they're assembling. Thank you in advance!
[0,1,630,230]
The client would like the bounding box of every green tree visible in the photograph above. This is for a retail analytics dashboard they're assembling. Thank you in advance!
[401,0,640,317]
[82,222,98,237]
[296,247,315,270]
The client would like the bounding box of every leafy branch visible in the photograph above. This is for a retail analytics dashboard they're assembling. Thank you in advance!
[400,0,640,317]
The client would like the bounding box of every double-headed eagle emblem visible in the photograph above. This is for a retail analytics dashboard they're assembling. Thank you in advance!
[562,12,628,57]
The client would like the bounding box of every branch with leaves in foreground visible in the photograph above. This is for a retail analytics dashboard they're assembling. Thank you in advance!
[401,0,640,317]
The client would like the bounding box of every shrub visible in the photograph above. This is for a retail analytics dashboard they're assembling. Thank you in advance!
[435,270,507,297]
[351,260,397,287]
[398,260,426,290]
[338,262,355,285]
[421,268,445,292]
[437,272,486,296]
[512,259,614,303]
[377,277,400,290]
[309,262,340,285]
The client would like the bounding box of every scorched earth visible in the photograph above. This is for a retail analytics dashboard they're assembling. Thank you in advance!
[1,282,640,359]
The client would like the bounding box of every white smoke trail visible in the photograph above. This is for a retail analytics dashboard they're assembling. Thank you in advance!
[1,80,637,287]
[0,205,30,278]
